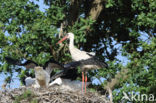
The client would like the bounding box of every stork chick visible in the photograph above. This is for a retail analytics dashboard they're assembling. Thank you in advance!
[34,66,50,88]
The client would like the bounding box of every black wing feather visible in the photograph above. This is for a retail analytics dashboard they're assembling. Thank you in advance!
[21,60,38,69]
[5,57,21,65]
[50,58,108,82]
[44,59,64,69]
[50,67,78,82]
[81,58,108,68]
[4,57,38,69]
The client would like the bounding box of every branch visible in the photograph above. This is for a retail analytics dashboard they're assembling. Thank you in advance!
[59,22,66,38]
[108,87,113,103]
[105,68,129,102]
[68,0,81,25]
[89,0,104,20]
[105,69,129,90]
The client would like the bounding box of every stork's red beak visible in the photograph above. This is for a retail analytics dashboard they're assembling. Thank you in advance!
[56,35,68,44]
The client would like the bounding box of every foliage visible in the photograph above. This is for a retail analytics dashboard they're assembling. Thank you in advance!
[0,0,155,102]
[14,89,37,103]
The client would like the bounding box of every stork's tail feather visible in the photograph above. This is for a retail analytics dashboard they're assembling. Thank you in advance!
[94,58,108,68]
[98,61,108,68]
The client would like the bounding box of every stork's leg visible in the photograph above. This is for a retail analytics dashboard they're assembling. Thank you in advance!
[82,72,84,92]
[85,73,87,93]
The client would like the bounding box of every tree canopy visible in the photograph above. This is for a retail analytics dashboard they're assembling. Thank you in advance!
[0,0,155,102]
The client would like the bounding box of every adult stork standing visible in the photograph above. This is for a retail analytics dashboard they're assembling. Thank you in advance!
[57,32,108,93]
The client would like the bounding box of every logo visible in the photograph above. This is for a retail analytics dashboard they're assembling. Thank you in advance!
[122,91,155,102]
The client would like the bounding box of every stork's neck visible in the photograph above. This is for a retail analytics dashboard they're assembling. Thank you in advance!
[69,37,74,49]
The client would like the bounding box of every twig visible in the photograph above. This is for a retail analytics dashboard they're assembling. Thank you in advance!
[59,23,64,38]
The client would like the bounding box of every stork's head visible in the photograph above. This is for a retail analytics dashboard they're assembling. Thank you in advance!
[34,66,43,71]
[57,32,74,44]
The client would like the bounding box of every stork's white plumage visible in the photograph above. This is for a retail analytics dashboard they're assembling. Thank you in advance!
[49,77,90,92]
[25,77,36,86]
[57,32,107,93]
[58,33,92,61]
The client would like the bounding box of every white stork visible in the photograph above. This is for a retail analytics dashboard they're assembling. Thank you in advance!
[57,32,108,93]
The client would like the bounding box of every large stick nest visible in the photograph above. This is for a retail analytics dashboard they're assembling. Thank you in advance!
[0,86,110,103]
